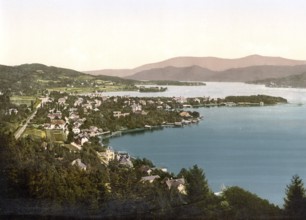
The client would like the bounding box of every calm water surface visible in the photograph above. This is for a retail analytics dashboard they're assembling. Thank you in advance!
[107,83,306,206]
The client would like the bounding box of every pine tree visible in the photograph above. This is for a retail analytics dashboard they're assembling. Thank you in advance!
[284,175,306,218]
[178,165,211,202]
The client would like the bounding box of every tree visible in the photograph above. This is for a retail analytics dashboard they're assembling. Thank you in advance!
[284,175,306,218]
[222,186,281,219]
[178,165,211,203]
[66,125,74,143]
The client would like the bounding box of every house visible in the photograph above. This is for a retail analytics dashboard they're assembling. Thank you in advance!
[81,137,89,146]
[140,175,160,183]
[50,119,66,130]
[47,112,62,120]
[8,108,18,115]
[69,107,78,113]
[224,102,237,107]
[69,113,80,121]
[97,147,115,165]
[74,98,84,106]
[43,123,51,129]
[131,103,142,113]
[174,122,183,127]
[113,111,121,118]
[165,104,171,110]
[141,111,148,116]
[82,103,93,110]
[113,111,130,118]
[175,97,187,104]
[116,152,133,167]
[94,99,102,107]
[71,159,87,170]
[179,111,191,117]
[72,127,81,134]
[89,126,99,133]
[165,178,187,194]
[139,100,146,106]
[194,98,201,103]
[58,97,67,105]
[139,165,152,175]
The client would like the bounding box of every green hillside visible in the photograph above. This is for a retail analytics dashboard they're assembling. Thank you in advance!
[0,64,138,95]
[250,72,306,88]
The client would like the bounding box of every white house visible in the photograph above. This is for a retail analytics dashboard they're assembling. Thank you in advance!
[71,158,87,170]
[140,175,160,183]
[166,178,187,195]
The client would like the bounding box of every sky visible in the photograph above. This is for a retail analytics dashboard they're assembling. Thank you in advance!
[1,0,306,71]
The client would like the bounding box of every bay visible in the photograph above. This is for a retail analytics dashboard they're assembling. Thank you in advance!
[107,83,306,206]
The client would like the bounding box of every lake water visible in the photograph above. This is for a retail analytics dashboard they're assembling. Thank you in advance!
[106,83,306,206]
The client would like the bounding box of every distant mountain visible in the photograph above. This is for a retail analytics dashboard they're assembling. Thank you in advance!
[126,65,306,82]
[85,69,134,77]
[249,72,306,88]
[127,66,215,81]
[85,55,306,77]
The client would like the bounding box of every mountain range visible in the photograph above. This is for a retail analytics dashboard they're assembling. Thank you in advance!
[85,55,306,82]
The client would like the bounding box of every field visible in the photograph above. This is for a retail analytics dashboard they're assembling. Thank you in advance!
[48,85,137,93]
[46,129,66,143]
[22,128,46,140]
[11,96,36,106]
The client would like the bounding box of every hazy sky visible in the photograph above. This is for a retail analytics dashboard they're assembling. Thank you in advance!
[1,0,306,70]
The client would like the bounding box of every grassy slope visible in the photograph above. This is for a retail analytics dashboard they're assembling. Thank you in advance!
[0,63,139,95]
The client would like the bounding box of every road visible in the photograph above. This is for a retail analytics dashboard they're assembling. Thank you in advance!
[14,97,47,139]
[14,108,38,139]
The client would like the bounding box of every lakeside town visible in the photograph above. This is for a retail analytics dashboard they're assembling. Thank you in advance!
[2,90,286,173]
[0,88,291,219]
[3,90,287,172]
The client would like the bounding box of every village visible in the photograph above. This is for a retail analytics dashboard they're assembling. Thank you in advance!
[0,89,290,218]
[3,90,287,199]
[7,91,208,194]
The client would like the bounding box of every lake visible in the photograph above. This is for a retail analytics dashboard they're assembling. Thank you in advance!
[107,83,306,206]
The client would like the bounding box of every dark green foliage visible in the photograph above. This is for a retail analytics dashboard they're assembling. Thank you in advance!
[133,157,154,168]
[284,175,306,219]
[0,131,299,219]
[139,86,167,92]
[224,94,287,104]
[178,165,212,203]
[0,133,107,213]
[66,125,74,144]
[221,186,281,220]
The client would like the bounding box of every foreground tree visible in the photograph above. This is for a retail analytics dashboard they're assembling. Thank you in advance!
[178,165,211,203]
[221,186,281,219]
[284,175,306,219]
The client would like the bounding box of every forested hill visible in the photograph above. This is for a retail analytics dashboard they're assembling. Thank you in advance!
[126,64,306,82]
[0,64,138,95]
[249,72,306,88]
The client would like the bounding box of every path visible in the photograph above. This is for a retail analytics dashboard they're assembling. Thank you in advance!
[14,97,47,139]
